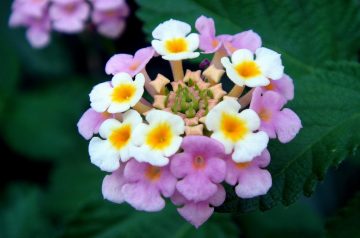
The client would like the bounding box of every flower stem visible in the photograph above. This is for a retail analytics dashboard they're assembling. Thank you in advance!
[228,85,244,97]
[133,101,152,114]
[170,60,184,81]
[238,88,255,107]
[141,69,156,97]
[211,48,227,69]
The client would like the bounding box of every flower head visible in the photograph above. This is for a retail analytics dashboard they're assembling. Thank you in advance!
[151,19,200,60]
[250,88,302,143]
[131,110,184,166]
[170,136,226,202]
[88,109,142,172]
[205,98,269,162]
[90,73,145,113]
[105,47,155,76]
[49,0,90,33]
[221,48,284,87]
[225,149,272,198]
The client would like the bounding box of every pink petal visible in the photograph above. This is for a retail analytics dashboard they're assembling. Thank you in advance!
[105,53,133,75]
[208,184,226,206]
[181,136,226,160]
[26,26,50,48]
[253,149,271,168]
[259,121,276,138]
[122,181,165,212]
[178,202,214,228]
[123,159,147,182]
[204,158,226,183]
[261,91,287,111]
[249,87,264,112]
[102,166,126,203]
[170,152,194,178]
[156,167,177,197]
[274,108,302,143]
[267,74,294,101]
[230,30,262,53]
[77,108,108,140]
[176,174,217,202]
[235,167,272,198]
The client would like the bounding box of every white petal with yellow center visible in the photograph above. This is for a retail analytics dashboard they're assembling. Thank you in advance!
[205,99,269,162]
[151,19,200,61]
[88,110,142,172]
[221,48,284,88]
[131,110,185,166]
[89,73,145,114]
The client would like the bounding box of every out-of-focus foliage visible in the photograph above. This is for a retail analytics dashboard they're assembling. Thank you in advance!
[326,192,360,238]
[136,0,360,212]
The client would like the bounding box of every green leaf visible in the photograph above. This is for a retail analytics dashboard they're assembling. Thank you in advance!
[237,201,325,238]
[60,199,239,238]
[44,159,103,219]
[2,80,91,161]
[325,192,360,238]
[136,0,360,212]
[0,184,54,238]
[136,0,360,77]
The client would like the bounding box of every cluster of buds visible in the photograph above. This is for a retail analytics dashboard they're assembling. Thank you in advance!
[9,0,129,48]
[78,16,302,227]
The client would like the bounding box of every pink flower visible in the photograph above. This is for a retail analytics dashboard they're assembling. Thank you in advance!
[261,74,294,101]
[105,47,155,76]
[223,30,262,55]
[195,15,232,53]
[91,0,129,39]
[49,0,90,33]
[77,108,112,140]
[9,0,51,48]
[122,160,177,212]
[171,184,225,228]
[225,149,272,198]
[102,164,127,203]
[170,136,226,202]
[250,88,302,143]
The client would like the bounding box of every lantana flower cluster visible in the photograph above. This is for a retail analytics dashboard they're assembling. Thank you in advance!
[78,16,302,228]
[9,0,129,48]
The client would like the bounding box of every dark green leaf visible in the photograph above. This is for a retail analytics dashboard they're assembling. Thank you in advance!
[2,80,91,161]
[0,184,54,238]
[60,199,239,238]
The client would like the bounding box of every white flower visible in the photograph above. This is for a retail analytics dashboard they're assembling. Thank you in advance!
[205,98,269,162]
[131,110,185,166]
[89,110,142,172]
[90,72,145,113]
[151,19,200,61]
[221,48,284,87]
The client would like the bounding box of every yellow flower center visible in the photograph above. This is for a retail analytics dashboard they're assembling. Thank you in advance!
[165,38,188,53]
[145,165,162,181]
[235,61,261,79]
[235,162,251,169]
[220,113,248,142]
[111,84,136,103]
[259,109,272,122]
[146,123,173,150]
[109,124,132,149]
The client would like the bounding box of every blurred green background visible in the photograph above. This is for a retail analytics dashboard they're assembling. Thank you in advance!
[1,0,360,237]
